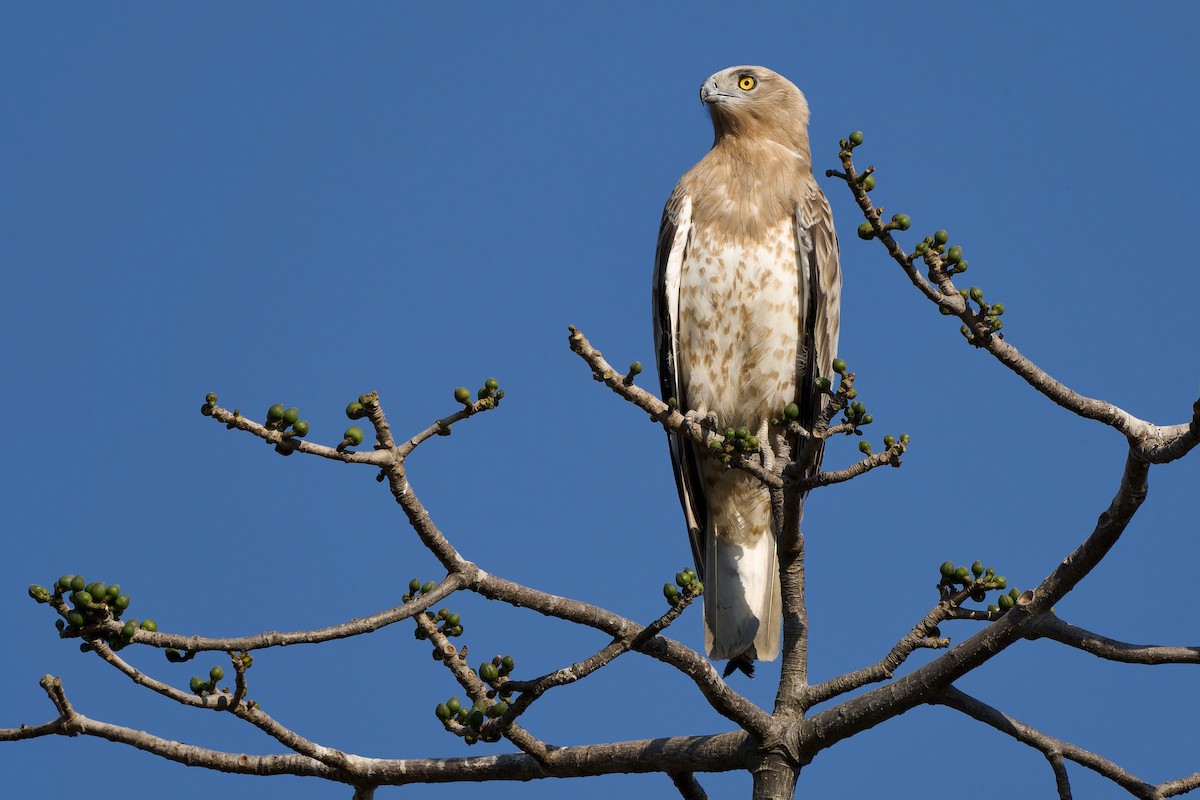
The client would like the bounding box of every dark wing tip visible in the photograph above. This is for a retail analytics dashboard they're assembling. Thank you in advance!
[722,655,756,679]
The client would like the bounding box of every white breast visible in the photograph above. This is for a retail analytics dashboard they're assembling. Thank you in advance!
[677,219,804,427]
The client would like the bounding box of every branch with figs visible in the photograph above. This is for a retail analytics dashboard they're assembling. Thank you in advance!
[6,134,1197,800]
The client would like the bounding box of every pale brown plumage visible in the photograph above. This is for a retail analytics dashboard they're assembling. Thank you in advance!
[652,67,841,672]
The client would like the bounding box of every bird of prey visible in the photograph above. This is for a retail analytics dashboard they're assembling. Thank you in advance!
[652,66,841,674]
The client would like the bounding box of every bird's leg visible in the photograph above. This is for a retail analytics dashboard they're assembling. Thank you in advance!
[772,429,792,467]
[683,404,721,435]
[756,419,775,472]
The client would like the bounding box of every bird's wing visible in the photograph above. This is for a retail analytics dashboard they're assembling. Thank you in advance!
[652,190,706,574]
[794,185,842,475]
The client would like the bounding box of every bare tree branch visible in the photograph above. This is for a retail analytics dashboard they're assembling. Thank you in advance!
[88,639,359,771]
[501,583,702,705]
[470,568,776,740]
[799,445,905,490]
[1047,750,1074,800]
[10,676,751,786]
[1026,614,1200,665]
[794,451,1150,760]
[804,600,951,708]
[933,686,1161,799]
[772,481,808,718]
[670,772,710,800]
[1161,773,1200,798]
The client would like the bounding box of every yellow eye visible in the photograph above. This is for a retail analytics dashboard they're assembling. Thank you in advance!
[738,75,757,91]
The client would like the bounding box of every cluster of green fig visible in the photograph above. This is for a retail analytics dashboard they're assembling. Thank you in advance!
[435,693,508,744]
[859,210,914,240]
[841,131,877,192]
[914,229,969,276]
[189,665,225,697]
[339,396,377,450]
[819,358,907,458]
[433,654,517,744]
[818,362,853,412]
[406,580,465,639]
[454,377,503,410]
[663,567,704,607]
[265,403,310,438]
[259,401,310,455]
[29,574,159,650]
[707,425,761,462]
[477,654,516,692]
[916,232,1006,339]
[938,560,1020,611]
[956,284,1005,342]
[860,432,911,457]
[846,400,873,429]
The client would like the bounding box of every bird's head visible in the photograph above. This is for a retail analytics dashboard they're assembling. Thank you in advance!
[700,66,811,152]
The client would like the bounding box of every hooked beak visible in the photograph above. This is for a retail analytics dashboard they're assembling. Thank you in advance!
[700,80,732,105]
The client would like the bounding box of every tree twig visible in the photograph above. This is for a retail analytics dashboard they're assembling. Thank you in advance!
[66,574,465,653]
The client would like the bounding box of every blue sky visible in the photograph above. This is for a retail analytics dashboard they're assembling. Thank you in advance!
[2,3,1196,798]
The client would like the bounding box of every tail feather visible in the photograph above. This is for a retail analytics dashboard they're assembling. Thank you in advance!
[702,472,781,662]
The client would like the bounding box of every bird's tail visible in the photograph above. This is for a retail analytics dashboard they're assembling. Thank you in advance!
[702,471,781,663]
